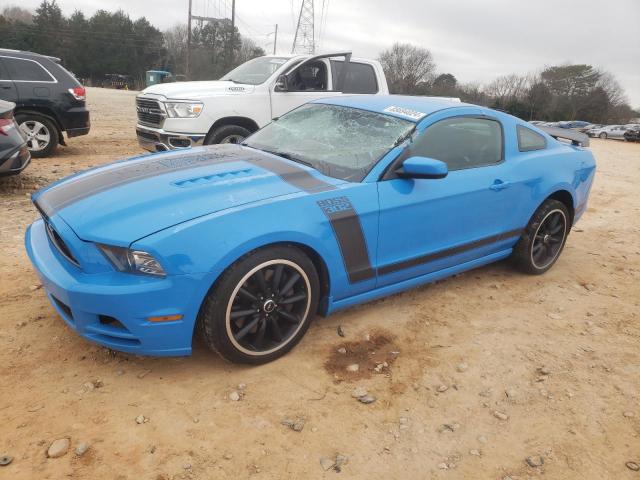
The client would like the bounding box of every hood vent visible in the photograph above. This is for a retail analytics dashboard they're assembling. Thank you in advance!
[172,168,254,188]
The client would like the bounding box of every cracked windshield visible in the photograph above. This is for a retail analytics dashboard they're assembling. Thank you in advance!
[244,103,414,181]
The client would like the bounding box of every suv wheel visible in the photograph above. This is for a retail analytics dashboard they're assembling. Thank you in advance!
[16,114,59,158]
[204,125,251,145]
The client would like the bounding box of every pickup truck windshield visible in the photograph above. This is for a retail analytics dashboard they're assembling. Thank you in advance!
[220,56,289,85]
[244,104,414,182]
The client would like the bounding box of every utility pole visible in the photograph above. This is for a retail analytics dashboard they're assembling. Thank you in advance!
[230,0,236,64]
[186,0,192,80]
[292,0,314,54]
[273,23,278,54]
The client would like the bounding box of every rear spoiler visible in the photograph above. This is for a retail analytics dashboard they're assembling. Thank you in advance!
[539,126,589,147]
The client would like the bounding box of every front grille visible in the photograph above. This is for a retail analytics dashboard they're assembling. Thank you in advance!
[45,221,80,267]
[136,97,165,127]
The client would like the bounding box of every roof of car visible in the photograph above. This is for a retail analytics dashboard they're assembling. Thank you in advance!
[313,95,474,122]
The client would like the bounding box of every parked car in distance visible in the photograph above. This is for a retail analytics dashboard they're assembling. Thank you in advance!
[557,120,591,130]
[0,99,30,175]
[26,96,596,364]
[0,49,90,157]
[623,125,640,142]
[587,125,619,138]
[135,52,389,151]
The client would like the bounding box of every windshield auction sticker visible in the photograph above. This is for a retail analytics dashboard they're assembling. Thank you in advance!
[383,106,426,120]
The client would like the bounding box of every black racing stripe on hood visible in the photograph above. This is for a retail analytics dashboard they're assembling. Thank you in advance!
[244,156,336,193]
[35,148,242,217]
[34,146,335,216]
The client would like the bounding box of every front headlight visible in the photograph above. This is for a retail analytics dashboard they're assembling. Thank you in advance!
[164,101,203,118]
[97,244,166,277]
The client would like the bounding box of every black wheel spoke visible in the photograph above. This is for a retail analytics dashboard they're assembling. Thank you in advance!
[278,309,300,324]
[269,317,283,341]
[280,272,300,296]
[230,308,257,319]
[280,292,307,305]
[235,315,260,340]
[238,287,258,303]
[254,320,267,347]
[272,264,283,291]
[254,269,267,292]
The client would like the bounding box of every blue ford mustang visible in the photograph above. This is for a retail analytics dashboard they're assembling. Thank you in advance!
[25,96,596,363]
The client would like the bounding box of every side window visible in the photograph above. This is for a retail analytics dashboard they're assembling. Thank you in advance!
[330,60,378,94]
[288,60,327,91]
[517,125,546,151]
[409,117,503,170]
[2,57,55,82]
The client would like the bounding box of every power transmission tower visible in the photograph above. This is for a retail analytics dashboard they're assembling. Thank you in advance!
[292,0,314,54]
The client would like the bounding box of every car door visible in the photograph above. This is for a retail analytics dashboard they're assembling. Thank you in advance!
[0,57,19,102]
[269,53,350,119]
[376,112,525,287]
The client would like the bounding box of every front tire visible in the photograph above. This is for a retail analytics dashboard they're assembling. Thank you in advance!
[599,132,607,139]
[512,199,570,275]
[16,114,59,158]
[204,124,251,145]
[198,246,319,364]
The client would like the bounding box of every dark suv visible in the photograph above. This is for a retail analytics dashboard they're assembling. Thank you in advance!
[0,49,90,157]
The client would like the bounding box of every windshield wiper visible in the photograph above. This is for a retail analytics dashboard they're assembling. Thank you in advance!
[394,125,417,146]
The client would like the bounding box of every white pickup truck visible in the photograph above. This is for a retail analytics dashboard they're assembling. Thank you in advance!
[135,52,389,151]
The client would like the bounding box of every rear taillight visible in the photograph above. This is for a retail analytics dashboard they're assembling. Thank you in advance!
[68,86,86,100]
[0,118,15,136]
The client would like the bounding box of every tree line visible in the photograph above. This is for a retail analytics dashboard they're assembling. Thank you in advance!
[379,43,637,123]
[0,1,264,87]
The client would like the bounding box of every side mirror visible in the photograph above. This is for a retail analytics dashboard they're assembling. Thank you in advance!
[396,156,448,179]
[274,75,288,92]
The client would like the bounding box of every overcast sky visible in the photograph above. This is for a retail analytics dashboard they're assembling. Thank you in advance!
[15,0,640,106]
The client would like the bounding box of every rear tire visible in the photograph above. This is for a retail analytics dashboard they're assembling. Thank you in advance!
[511,199,570,275]
[15,113,59,158]
[198,245,319,364]
[204,124,251,145]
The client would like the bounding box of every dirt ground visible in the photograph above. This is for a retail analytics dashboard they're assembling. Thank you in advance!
[0,87,638,479]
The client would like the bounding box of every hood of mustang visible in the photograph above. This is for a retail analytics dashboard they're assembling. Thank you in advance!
[32,145,341,244]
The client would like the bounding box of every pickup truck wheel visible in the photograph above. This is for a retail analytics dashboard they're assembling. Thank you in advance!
[205,125,251,145]
[15,114,59,158]
[198,245,319,364]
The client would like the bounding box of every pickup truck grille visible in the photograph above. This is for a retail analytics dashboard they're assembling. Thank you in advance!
[136,98,165,128]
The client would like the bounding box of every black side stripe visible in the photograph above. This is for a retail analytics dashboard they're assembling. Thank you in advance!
[318,196,375,283]
[35,146,335,216]
[377,228,523,276]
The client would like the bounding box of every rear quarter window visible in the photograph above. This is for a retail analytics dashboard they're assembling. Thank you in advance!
[517,125,546,151]
[330,60,378,94]
[1,57,56,82]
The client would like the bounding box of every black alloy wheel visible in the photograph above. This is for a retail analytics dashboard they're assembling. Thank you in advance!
[226,259,311,355]
[530,209,567,270]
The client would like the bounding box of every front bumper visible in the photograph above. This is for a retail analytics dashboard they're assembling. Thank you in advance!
[25,219,208,356]
[136,125,206,152]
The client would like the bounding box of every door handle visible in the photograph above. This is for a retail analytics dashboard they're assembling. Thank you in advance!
[0,85,11,90]
[490,180,511,191]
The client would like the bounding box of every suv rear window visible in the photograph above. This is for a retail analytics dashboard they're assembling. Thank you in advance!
[1,57,55,82]
[517,125,546,151]
[330,60,378,94]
